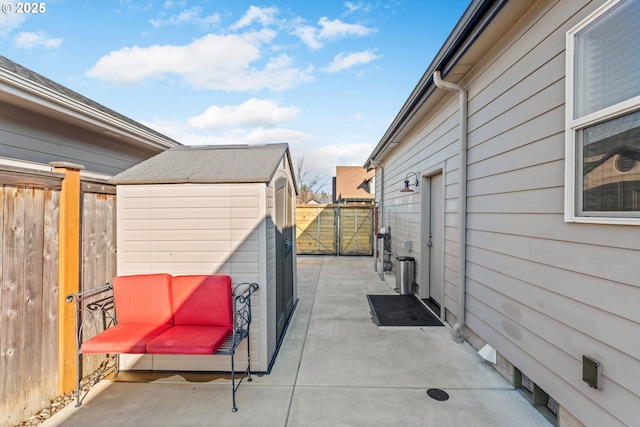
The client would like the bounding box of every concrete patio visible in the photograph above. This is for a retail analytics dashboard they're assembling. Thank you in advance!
[41,256,551,426]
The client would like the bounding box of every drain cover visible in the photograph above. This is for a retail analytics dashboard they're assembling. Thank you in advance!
[427,388,449,401]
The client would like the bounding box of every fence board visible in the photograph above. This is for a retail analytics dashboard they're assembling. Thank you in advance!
[1,186,26,427]
[41,190,59,408]
[22,188,45,420]
[0,186,5,424]
[1,167,120,427]
[296,205,336,254]
[339,206,373,256]
[81,190,117,375]
[296,205,373,256]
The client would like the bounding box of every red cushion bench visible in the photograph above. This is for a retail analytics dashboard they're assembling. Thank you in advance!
[66,273,258,412]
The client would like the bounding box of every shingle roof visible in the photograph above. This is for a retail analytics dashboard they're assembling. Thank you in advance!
[335,166,374,201]
[0,55,180,147]
[110,144,291,184]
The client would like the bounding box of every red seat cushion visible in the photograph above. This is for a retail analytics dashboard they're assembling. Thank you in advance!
[171,275,233,327]
[113,274,173,325]
[146,325,232,354]
[81,323,172,354]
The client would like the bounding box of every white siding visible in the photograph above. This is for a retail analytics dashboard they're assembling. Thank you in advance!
[375,1,639,425]
[117,183,266,371]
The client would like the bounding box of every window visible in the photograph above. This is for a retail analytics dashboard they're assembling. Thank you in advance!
[565,0,640,224]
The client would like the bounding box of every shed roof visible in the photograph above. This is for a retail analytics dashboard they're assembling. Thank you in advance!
[110,143,293,185]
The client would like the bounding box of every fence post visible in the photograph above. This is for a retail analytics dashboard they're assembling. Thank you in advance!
[50,162,84,394]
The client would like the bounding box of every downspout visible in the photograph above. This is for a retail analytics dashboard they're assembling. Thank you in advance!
[371,161,384,275]
[433,70,468,343]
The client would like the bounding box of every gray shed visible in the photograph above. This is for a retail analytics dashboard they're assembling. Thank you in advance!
[110,143,297,372]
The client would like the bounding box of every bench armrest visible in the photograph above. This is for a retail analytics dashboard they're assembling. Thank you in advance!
[66,283,116,350]
[232,283,259,335]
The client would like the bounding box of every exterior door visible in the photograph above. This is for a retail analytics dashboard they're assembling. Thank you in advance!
[275,178,295,342]
[420,173,444,310]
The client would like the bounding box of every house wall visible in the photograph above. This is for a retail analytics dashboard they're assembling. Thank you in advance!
[0,103,161,175]
[116,183,268,371]
[375,0,639,425]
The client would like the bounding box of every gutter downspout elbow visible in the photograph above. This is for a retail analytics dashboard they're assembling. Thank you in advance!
[433,70,468,344]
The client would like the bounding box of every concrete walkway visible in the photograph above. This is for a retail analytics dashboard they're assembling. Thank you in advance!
[41,256,550,427]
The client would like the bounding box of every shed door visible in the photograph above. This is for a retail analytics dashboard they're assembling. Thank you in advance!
[275,178,295,342]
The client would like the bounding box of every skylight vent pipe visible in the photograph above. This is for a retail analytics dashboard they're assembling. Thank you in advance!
[433,70,468,344]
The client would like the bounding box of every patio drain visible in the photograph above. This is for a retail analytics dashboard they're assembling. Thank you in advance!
[427,388,449,401]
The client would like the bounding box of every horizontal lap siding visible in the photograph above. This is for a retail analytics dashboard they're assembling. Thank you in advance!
[117,183,264,371]
[464,0,638,425]
[381,101,462,310]
[0,106,159,175]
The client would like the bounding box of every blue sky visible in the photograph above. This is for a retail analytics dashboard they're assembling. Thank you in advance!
[1,0,469,189]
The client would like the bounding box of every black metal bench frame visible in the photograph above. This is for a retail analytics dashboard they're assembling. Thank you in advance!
[66,282,259,412]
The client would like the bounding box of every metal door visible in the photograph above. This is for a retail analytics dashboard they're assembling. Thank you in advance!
[420,173,444,308]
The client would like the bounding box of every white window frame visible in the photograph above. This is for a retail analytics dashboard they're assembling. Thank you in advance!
[565,0,640,225]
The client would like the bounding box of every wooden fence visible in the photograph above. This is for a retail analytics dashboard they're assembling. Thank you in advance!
[295,204,373,256]
[0,163,116,427]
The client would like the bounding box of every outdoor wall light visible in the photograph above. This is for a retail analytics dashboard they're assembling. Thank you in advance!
[400,172,419,193]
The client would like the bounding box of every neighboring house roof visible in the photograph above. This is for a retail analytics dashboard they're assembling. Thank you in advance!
[364,0,510,168]
[110,143,296,188]
[335,166,374,201]
[0,55,180,150]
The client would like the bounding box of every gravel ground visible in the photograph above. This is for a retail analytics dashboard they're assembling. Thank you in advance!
[15,361,114,427]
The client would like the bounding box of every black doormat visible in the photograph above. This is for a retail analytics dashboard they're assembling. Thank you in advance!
[367,294,444,327]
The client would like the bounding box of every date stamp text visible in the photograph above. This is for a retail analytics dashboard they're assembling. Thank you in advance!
[2,3,46,13]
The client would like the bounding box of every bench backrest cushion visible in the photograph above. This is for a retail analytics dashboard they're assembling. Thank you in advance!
[171,275,233,328]
[113,274,174,325]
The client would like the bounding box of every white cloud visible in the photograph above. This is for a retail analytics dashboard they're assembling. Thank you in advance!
[150,7,220,29]
[344,2,360,14]
[323,49,381,73]
[244,127,312,144]
[292,24,323,50]
[318,17,373,39]
[231,6,280,30]
[143,117,312,147]
[304,142,374,176]
[162,0,187,8]
[188,98,298,130]
[86,31,313,91]
[0,4,25,37]
[293,17,376,50]
[13,31,62,49]
[284,141,374,186]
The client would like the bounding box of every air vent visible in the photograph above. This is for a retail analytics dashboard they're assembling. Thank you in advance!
[615,154,636,173]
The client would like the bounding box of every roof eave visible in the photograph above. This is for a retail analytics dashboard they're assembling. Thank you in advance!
[0,67,180,151]
[364,0,506,169]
